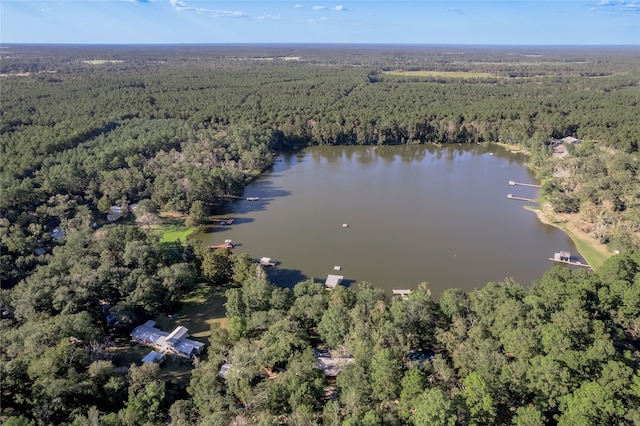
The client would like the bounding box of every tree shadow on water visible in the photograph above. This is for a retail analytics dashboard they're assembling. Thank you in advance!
[266,267,308,289]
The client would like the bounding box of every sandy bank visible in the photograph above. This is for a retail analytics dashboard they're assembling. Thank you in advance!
[526,202,612,271]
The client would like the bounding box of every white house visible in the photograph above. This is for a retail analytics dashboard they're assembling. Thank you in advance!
[131,320,205,359]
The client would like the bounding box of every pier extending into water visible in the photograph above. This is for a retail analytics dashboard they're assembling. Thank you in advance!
[507,194,537,202]
[549,257,593,270]
[548,251,593,270]
[509,180,542,188]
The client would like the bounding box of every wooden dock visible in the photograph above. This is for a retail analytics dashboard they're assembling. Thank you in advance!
[223,195,260,201]
[507,194,536,202]
[548,257,593,270]
[210,239,234,249]
[212,218,234,225]
[549,251,592,269]
[509,181,542,188]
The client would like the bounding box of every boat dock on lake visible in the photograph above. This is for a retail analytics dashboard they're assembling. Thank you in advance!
[223,195,260,201]
[507,194,537,202]
[212,218,234,225]
[210,239,234,249]
[325,275,344,289]
[509,181,542,188]
[549,251,593,269]
[260,257,277,267]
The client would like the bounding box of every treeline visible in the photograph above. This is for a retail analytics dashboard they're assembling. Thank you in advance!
[1,233,639,425]
[540,141,640,251]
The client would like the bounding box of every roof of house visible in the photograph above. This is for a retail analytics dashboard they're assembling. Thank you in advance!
[131,324,168,344]
[325,274,344,289]
[131,322,205,358]
[561,136,580,143]
[315,353,354,376]
[142,351,165,364]
[173,338,205,356]
[166,326,189,343]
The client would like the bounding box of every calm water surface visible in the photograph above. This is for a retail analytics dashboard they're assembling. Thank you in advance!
[197,145,580,296]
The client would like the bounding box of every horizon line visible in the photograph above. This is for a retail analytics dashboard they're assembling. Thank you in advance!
[1,41,639,46]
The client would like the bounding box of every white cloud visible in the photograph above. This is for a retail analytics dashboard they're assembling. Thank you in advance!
[312,5,326,10]
[595,0,640,11]
[169,0,247,17]
[294,4,303,8]
[256,14,281,21]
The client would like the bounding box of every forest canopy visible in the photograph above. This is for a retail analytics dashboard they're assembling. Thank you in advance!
[1,44,639,425]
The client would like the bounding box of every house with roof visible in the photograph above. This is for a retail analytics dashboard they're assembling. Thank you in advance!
[324,274,344,290]
[131,320,205,359]
[314,348,354,376]
[141,350,166,364]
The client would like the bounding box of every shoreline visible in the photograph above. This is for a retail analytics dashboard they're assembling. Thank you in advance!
[525,203,611,272]
[491,141,612,272]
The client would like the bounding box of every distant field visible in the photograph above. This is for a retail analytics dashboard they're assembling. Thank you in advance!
[383,70,497,79]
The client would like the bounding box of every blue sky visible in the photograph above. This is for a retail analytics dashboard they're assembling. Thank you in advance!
[1,1,639,45]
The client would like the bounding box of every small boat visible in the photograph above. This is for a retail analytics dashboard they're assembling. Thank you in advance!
[246,197,260,201]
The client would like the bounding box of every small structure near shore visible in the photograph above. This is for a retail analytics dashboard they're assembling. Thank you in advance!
[325,274,344,289]
[212,218,234,225]
[554,251,571,262]
[393,289,411,298]
[210,240,234,249]
[260,257,277,267]
[549,251,593,269]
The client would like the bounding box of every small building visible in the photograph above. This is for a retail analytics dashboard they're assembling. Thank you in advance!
[393,289,411,299]
[51,226,65,240]
[107,206,123,222]
[554,251,571,261]
[131,320,205,359]
[325,274,344,289]
[314,349,354,377]
[218,363,234,380]
[141,350,165,364]
[260,257,276,267]
[560,136,581,144]
[407,350,436,366]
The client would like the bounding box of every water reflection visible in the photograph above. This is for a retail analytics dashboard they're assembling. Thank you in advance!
[195,144,580,296]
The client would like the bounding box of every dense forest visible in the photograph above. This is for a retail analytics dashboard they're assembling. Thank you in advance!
[1,45,639,425]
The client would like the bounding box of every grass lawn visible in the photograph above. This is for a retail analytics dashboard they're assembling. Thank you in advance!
[155,283,229,339]
[155,212,196,246]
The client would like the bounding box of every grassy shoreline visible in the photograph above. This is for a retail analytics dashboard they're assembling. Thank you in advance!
[525,204,611,272]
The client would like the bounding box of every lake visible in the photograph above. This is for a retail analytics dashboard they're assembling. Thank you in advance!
[196,144,580,296]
